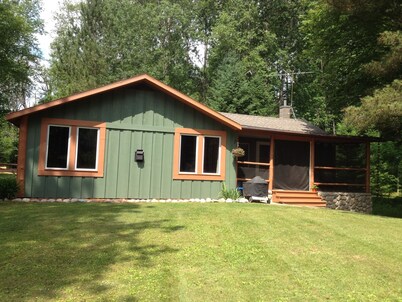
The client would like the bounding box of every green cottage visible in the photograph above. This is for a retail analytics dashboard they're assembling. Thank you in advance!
[6,74,375,211]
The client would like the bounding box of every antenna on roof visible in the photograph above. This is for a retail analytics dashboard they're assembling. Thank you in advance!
[269,70,315,119]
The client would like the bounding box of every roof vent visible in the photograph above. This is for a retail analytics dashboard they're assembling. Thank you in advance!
[279,105,293,118]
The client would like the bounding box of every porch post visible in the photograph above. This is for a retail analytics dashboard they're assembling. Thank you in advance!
[310,140,315,190]
[366,142,370,193]
[269,136,275,191]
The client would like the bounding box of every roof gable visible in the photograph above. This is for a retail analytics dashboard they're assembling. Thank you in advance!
[6,74,242,131]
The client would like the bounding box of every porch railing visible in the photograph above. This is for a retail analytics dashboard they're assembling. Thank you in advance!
[313,166,367,191]
[236,160,270,183]
[0,163,17,174]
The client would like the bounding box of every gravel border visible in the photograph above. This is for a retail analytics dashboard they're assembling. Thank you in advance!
[1,197,251,203]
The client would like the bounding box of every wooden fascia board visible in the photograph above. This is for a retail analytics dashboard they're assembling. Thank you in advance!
[142,77,242,131]
[239,127,380,143]
[6,74,242,131]
[6,75,148,124]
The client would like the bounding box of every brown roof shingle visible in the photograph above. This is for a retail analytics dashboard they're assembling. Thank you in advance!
[220,112,327,135]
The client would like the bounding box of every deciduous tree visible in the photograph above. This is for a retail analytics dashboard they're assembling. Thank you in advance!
[0,0,42,110]
[0,0,42,163]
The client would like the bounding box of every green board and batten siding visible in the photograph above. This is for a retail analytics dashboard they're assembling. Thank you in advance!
[24,88,238,199]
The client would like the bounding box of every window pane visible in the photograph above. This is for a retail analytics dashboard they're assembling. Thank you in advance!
[47,126,70,168]
[76,128,98,169]
[203,137,220,173]
[180,135,197,173]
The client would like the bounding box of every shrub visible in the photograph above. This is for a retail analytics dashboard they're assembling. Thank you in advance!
[219,183,241,200]
[0,175,19,199]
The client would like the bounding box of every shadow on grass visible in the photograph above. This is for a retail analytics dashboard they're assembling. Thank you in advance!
[0,202,183,300]
[372,196,402,218]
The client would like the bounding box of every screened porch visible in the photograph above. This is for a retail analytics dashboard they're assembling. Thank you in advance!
[236,134,370,193]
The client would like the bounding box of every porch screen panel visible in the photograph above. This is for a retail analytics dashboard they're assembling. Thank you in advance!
[315,142,365,168]
[274,140,309,190]
[237,164,269,179]
[314,142,366,192]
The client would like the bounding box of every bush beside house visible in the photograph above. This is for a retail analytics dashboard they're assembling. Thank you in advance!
[0,175,19,199]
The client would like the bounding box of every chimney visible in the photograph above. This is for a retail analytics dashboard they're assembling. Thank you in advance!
[279,105,292,118]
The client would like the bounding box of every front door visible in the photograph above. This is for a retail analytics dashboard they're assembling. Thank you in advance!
[273,140,310,191]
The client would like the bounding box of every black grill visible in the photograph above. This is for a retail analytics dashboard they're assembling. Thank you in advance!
[243,176,268,197]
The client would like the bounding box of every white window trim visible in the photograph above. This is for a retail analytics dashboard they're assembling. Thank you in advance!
[201,136,221,175]
[178,134,198,174]
[74,127,100,171]
[45,125,71,170]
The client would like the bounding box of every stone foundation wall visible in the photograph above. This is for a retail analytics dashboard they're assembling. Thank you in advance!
[319,192,372,214]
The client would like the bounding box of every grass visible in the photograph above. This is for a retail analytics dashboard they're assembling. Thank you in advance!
[0,202,401,301]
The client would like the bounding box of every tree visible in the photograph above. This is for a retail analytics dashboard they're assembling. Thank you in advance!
[300,0,401,133]
[189,0,224,103]
[301,1,380,116]
[206,0,281,116]
[371,141,402,196]
[344,80,402,140]
[0,0,42,110]
[0,113,18,163]
[364,31,402,84]
[49,0,107,98]
[340,4,401,139]
[49,0,197,99]
[208,52,278,115]
[0,0,42,163]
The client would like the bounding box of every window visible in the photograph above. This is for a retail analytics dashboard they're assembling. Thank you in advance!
[76,128,99,170]
[203,136,220,174]
[46,125,70,169]
[39,118,106,177]
[173,128,226,180]
[180,135,197,173]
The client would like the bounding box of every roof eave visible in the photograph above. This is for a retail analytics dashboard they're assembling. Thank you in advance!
[6,74,242,131]
[141,77,242,131]
[240,126,381,142]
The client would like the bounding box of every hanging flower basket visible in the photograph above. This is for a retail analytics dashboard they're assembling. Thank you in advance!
[232,147,245,158]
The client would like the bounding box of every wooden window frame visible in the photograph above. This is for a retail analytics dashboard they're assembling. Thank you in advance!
[173,128,226,180]
[38,118,106,177]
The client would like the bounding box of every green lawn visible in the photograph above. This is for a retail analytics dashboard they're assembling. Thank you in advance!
[0,202,401,301]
